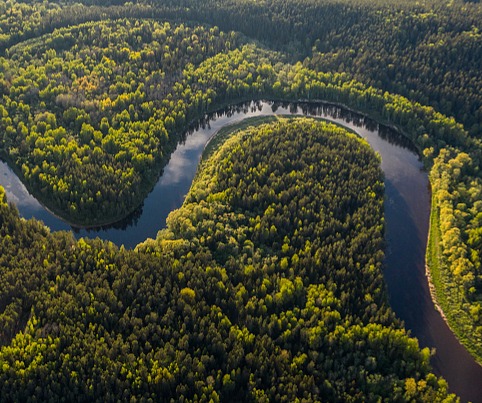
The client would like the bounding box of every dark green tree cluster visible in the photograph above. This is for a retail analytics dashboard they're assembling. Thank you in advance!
[0,0,61,50]
[0,0,161,52]
[156,0,482,134]
[0,119,456,401]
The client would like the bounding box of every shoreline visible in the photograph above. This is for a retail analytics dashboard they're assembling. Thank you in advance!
[0,97,406,229]
[425,190,482,367]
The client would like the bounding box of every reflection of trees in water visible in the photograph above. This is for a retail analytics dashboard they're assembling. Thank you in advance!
[271,100,418,152]
[186,99,420,154]
[183,101,265,138]
[377,124,418,152]
[71,202,144,233]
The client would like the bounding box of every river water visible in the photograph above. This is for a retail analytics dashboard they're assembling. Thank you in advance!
[1,101,481,401]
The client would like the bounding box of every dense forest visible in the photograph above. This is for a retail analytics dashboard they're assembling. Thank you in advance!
[0,0,480,133]
[0,0,482,400]
[0,118,456,400]
[0,19,244,223]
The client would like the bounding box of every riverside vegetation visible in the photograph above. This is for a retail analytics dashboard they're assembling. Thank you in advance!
[0,0,482,399]
[0,118,456,401]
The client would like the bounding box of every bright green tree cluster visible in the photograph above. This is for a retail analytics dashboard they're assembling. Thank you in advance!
[0,19,240,224]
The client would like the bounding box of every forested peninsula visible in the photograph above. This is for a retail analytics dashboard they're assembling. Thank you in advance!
[0,118,456,401]
[0,0,482,400]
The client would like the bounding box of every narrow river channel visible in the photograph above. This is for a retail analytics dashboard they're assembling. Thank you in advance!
[1,101,481,401]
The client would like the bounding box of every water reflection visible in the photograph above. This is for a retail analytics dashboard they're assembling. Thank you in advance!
[1,160,43,210]
[71,204,144,232]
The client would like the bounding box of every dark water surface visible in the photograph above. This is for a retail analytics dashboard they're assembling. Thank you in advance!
[1,101,481,401]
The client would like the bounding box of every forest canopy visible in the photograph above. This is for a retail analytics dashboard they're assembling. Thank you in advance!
[0,0,482,399]
[0,118,457,401]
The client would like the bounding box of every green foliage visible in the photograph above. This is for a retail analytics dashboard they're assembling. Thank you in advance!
[0,119,456,400]
[428,147,482,360]
[170,0,482,134]
[0,17,471,226]
[0,19,241,224]
[0,0,481,393]
[12,0,475,134]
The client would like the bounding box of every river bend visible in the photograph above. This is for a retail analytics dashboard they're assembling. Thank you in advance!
[1,101,481,402]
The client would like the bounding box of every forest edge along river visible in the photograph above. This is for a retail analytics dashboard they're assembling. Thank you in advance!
[1,101,481,402]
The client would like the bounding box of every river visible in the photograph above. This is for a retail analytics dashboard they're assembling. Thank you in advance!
[1,100,481,401]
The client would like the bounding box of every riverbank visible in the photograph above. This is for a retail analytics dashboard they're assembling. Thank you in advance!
[426,192,448,322]
[0,94,427,229]
[426,192,482,366]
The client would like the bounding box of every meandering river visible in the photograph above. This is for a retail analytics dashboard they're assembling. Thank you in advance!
[1,101,481,402]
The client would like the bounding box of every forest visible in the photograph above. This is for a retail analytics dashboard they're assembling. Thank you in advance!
[0,0,481,400]
[0,118,456,400]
